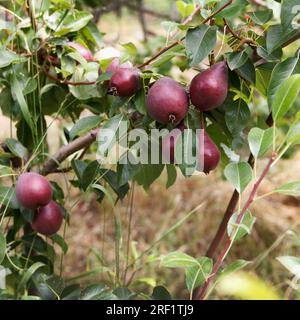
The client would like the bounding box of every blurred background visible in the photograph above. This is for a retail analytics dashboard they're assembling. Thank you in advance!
[1,0,300,299]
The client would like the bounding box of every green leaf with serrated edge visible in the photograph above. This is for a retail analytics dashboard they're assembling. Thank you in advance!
[224,162,253,194]
[248,127,273,158]
[227,211,256,241]
[186,25,217,66]
[274,181,300,196]
[160,252,199,268]
[248,9,273,25]
[272,75,300,121]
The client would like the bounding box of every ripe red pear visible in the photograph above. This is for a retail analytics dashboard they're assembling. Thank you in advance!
[146,77,189,124]
[16,172,52,209]
[190,61,228,111]
[109,67,140,97]
[162,121,187,163]
[67,42,95,62]
[197,130,220,174]
[31,200,63,236]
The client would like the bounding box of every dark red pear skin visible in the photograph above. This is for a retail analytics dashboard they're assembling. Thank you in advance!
[109,68,140,97]
[146,77,189,124]
[16,172,53,209]
[197,130,220,174]
[162,122,187,163]
[31,200,63,236]
[190,61,228,111]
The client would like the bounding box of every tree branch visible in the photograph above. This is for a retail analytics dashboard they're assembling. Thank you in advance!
[138,0,233,68]
[41,128,99,175]
[194,152,277,300]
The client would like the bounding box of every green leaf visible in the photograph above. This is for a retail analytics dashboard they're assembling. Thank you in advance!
[272,74,300,121]
[248,9,273,25]
[166,165,177,188]
[236,58,256,84]
[274,181,300,196]
[80,284,112,300]
[69,116,101,140]
[185,257,212,292]
[176,1,195,18]
[0,230,6,264]
[268,56,300,107]
[227,211,256,241]
[0,186,19,209]
[225,99,250,136]
[225,50,248,71]
[224,162,253,194]
[152,286,172,300]
[81,160,100,191]
[0,50,26,68]
[50,234,68,254]
[11,75,34,130]
[214,0,245,19]
[100,169,129,200]
[220,260,251,277]
[5,138,28,158]
[248,127,273,158]
[281,0,300,30]
[160,252,199,268]
[18,262,45,291]
[97,114,126,161]
[113,288,136,300]
[134,164,164,190]
[277,256,300,276]
[91,184,114,207]
[186,25,217,66]
[44,10,93,36]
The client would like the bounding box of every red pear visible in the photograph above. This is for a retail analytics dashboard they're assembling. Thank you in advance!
[190,61,228,111]
[146,77,189,124]
[31,200,63,236]
[67,42,95,62]
[197,130,220,174]
[106,58,131,73]
[162,122,187,163]
[16,172,52,209]
[109,67,140,97]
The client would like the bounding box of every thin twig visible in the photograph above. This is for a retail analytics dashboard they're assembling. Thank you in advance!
[138,0,233,68]
[195,152,277,300]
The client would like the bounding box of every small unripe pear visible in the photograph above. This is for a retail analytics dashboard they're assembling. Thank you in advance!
[197,130,220,174]
[190,61,228,111]
[67,42,95,62]
[16,172,52,209]
[31,200,63,236]
[109,67,140,97]
[146,77,189,124]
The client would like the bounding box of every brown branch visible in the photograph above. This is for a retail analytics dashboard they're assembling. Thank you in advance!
[195,152,277,300]
[138,0,233,68]
[41,129,99,175]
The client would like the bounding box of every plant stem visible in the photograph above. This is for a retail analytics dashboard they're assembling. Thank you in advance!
[138,0,233,68]
[194,152,277,300]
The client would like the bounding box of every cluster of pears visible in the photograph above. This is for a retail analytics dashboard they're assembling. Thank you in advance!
[147,61,228,173]
[66,43,228,173]
[16,172,63,236]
